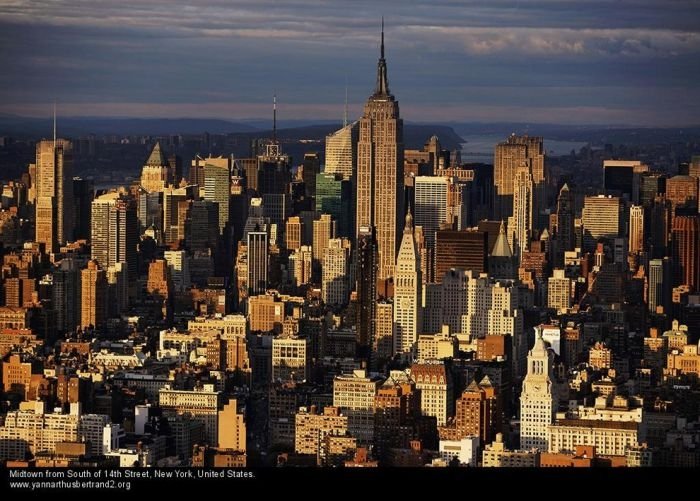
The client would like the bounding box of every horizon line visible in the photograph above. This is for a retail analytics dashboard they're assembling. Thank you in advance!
[2,113,700,131]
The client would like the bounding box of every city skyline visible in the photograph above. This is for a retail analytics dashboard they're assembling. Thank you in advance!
[1,1,700,125]
[1,0,700,484]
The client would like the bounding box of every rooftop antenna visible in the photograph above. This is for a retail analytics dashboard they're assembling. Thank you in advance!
[53,102,57,150]
[381,16,384,59]
[343,83,348,128]
[273,93,277,144]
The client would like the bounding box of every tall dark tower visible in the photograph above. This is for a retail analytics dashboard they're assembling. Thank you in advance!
[356,225,378,365]
[356,19,404,280]
[302,152,320,199]
[556,183,574,263]
[73,177,94,241]
[257,95,290,195]
[671,214,699,291]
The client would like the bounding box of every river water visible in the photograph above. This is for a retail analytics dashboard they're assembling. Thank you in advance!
[459,134,588,163]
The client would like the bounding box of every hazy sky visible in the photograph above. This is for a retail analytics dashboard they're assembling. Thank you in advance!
[1,0,699,125]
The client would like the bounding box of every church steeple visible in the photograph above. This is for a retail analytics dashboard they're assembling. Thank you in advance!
[375,17,390,96]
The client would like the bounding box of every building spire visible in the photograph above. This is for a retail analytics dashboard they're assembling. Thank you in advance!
[404,208,413,232]
[381,16,385,59]
[375,17,389,96]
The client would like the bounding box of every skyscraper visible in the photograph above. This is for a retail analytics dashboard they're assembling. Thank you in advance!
[414,175,466,248]
[519,329,554,451]
[52,258,80,333]
[190,155,207,188]
[163,185,193,246]
[603,159,648,201]
[167,153,182,186]
[692,155,700,178]
[302,152,320,199]
[325,122,359,181]
[581,195,621,252]
[451,377,499,446]
[257,111,291,196]
[356,226,378,357]
[488,222,516,280]
[80,260,106,330]
[108,198,138,279]
[671,215,699,290]
[35,138,74,252]
[315,174,352,238]
[183,199,219,252]
[493,135,544,223]
[202,156,232,235]
[147,259,172,321]
[548,269,571,314]
[247,228,268,297]
[90,192,116,269]
[73,177,94,241]
[140,142,170,193]
[556,183,574,256]
[414,176,449,249]
[322,238,351,306]
[326,121,359,242]
[508,165,534,260]
[648,258,671,314]
[393,212,422,357]
[261,193,291,235]
[106,262,128,317]
[639,172,667,207]
[629,205,644,254]
[164,250,191,293]
[433,228,487,282]
[356,22,404,280]
[666,175,699,213]
[285,216,303,252]
[91,192,138,277]
[289,245,313,287]
[138,189,163,237]
[313,214,336,280]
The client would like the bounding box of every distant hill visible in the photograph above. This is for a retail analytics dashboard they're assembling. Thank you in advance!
[448,122,700,145]
[0,117,259,137]
[0,116,466,148]
[244,123,465,151]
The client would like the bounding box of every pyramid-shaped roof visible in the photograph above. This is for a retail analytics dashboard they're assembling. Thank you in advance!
[145,141,167,166]
[490,221,513,258]
[465,379,480,392]
[532,329,548,354]
[479,375,494,388]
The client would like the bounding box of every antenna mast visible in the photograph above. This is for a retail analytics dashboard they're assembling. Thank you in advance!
[273,94,277,144]
[53,102,57,149]
[381,16,384,59]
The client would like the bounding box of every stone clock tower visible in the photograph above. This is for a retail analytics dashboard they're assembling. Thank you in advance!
[519,327,555,450]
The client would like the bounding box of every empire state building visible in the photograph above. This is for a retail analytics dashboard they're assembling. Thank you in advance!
[356,21,404,281]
